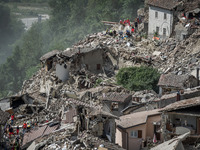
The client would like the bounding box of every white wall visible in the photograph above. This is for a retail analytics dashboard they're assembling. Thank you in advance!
[148,6,173,38]
[0,98,10,111]
[56,64,69,82]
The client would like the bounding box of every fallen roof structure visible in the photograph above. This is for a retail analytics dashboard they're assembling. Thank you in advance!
[40,50,59,62]
[161,96,200,112]
[151,132,190,150]
[22,122,59,149]
[102,92,132,102]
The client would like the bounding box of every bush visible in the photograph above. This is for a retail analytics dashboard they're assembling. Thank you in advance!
[116,66,160,92]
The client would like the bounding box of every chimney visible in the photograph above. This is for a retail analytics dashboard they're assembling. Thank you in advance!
[197,68,199,86]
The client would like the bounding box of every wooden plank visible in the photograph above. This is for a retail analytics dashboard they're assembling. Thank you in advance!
[102,21,118,24]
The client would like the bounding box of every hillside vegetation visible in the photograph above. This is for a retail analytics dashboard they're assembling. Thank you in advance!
[0,0,144,97]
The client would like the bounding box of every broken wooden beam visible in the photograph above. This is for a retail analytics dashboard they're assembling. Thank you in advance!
[101,21,119,25]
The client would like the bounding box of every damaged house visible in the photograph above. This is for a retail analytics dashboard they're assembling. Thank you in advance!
[39,47,115,92]
[161,96,200,140]
[0,94,34,114]
[175,3,200,40]
[147,0,200,40]
[157,74,199,97]
[115,109,162,150]
[147,0,179,38]
[40,50,59,72]
[61,98,118,143]
[0,109,10,148]
[101,92,132,116]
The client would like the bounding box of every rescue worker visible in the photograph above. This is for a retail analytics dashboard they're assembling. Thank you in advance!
[11,114,14,125]
[16,126,19,135]
[9,126,14,138]
[27,121,31,131]
[131,26,135,33]
[23,122,27,134]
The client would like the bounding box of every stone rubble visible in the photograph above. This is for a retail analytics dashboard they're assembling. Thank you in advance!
[1,1,200,149]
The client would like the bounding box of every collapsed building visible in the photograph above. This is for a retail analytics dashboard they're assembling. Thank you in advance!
[1,1,200,150]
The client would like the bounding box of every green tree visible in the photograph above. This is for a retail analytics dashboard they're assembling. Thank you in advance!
[116,66,160,92]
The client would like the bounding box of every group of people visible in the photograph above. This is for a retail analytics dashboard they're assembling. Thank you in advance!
[4,115,19,139]
[105,16,142,39]
[2,113,39,149]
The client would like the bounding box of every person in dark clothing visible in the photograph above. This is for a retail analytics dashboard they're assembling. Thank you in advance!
[16,126,19,135]
[9,127,14,138]
[135,21,138,29]
[126,30,132,37]
[113,30,117,36]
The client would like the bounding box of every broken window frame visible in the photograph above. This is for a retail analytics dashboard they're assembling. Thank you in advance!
[163,28,166,37]
[96,64,101,70]
[164,13,167,20]
[111,102,119,111]
[156,27,159,34]
[155,11,158,18]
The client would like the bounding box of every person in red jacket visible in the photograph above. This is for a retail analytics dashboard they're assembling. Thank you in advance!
[127,18,130,25]
[131,26,135,33]
[23,122,27,134]
[11,114,14,125]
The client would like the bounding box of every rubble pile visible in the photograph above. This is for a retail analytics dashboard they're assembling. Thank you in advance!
[153,30,200,74]
[1,1,200,149]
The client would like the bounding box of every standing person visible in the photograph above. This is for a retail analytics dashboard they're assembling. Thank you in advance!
[127,18,130,25]
[119,20,123,25]
[131,26,135,33]
[23,122,27,134]
[27,121,31,131]
[134,21,138,32]
[11,114,14,125]
[9,126,14,138]
[16,126,19,135]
